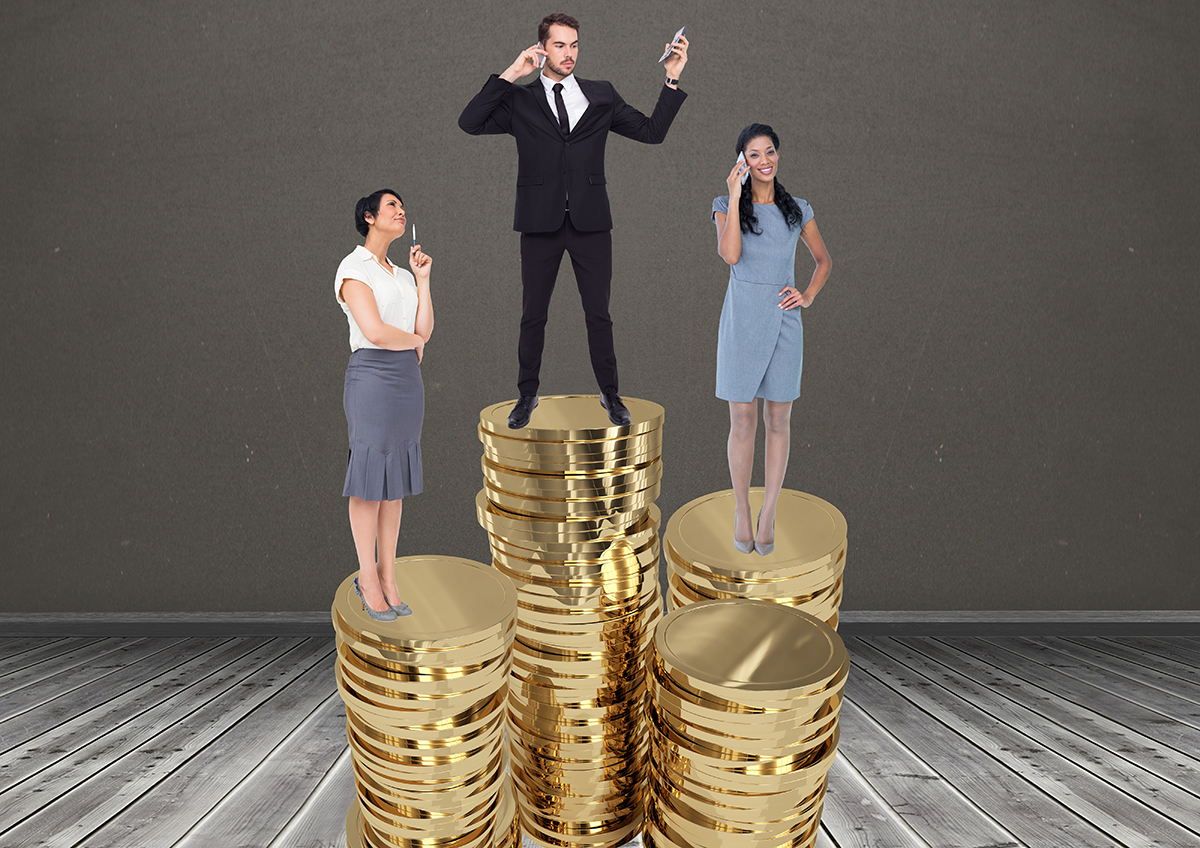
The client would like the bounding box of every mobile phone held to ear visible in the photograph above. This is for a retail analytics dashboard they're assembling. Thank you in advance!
[658,26,686,63]
[533,45,545,69]
[736,152,750,185]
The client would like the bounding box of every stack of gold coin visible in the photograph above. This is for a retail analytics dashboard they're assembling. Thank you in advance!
[332,556,519,848]
[663,489,847,629]
[645,600,847,848]
[477,395,666,848]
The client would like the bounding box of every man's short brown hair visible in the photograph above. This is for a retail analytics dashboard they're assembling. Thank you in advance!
[539,13,579,44]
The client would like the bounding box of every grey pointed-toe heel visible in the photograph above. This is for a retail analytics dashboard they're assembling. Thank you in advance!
[754,516,776,556]
[354,577,398,622]
[733,512,755,554]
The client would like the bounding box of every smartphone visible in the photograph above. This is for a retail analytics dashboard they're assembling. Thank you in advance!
[658,26,686,63]
[736,152,749,185]
[533,44,545,69]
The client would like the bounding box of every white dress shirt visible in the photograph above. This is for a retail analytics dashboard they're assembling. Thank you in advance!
[539,72,588,132]
[335,245,418,351]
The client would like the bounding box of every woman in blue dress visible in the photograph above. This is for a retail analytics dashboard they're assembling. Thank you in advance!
[712,123,832,555]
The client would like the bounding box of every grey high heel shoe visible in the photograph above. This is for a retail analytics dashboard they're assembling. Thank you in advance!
[354,577,398,622]
[390,600,414,617]
[754,515,775,556]
[733,512,755,554]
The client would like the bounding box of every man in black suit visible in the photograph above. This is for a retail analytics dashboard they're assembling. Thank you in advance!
[459,13,690,428]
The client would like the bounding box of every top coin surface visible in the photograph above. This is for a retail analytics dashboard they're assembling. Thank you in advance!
[655,599,847,699]
[666,489,847,577]
[333,556,516,651]
[479,395,664,441]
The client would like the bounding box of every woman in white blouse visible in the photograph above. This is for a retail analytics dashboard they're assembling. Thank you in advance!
[334,189,434,621]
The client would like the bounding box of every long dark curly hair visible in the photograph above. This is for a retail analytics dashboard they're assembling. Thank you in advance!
[735,123,804,236]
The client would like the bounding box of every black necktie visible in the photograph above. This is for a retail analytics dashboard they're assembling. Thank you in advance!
[552,82,570,134]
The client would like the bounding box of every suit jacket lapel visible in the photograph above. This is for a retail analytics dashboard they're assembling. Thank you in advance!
[573,78,601,133]
[526,79,568,138]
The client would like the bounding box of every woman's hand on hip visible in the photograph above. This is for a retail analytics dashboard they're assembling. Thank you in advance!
[414,338,425,364]
[778,286,811,310]
[409,245,431,280]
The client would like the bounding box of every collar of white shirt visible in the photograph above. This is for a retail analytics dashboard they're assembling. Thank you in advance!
[353,243,397,271]
[539,72,578,97]
[538,73,587,132]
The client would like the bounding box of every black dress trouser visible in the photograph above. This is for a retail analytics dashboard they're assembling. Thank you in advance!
[517,212,616,397]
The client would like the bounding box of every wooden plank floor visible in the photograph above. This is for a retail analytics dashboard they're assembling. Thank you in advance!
[1,636,1196,847]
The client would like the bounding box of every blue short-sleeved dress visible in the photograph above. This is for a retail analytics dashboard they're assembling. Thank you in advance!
[712,195,814,403]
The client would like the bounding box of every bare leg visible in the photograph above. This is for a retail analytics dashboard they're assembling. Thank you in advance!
[727,400,758,547]
[376,498,405,607]
[348,496,389,612]
[757,400,794,547]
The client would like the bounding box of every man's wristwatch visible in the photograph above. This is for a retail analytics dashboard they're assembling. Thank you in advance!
[665,77,679,86]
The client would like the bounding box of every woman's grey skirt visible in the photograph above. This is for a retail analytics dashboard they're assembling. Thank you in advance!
[342,348,423,500]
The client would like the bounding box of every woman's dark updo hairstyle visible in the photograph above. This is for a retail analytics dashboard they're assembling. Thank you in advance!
[355,189,403,238]
[735,123,804,236]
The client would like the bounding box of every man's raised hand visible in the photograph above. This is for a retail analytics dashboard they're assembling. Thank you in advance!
[501,44,548,82]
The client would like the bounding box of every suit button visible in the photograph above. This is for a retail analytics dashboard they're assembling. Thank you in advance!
[564,142,570,147]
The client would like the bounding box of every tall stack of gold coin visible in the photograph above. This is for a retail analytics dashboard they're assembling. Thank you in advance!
[332,556,521,848]
[645,600,847,848]
[663,489,847,628]
[476,395,666,848]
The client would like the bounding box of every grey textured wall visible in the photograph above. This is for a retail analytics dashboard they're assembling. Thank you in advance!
[2,1,1197,612]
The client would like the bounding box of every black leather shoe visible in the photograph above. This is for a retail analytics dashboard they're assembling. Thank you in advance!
[599,390,631,426]
[508,395,539,429]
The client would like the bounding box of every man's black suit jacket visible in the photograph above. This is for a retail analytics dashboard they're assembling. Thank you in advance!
[459,74,687,234]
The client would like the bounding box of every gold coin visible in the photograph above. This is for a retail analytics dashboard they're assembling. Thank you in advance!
[648,707,837,767]
[651,769,826,819]
[482,445,663,475]
[654,601,847,703]
[483,479,661,519]
[332,557,516,651]
[492,539,659,581]
[653,781,822,831]
[337,660,507,711]
[665,559,842,598]
[512,594,661,628]
[649,700,841,755]
[665,534,844,585]
[356,780,499,836]
[338,644,510,696]
[479,395,664,441]
[663,488,846,581]
[517,802,644,843]
[348,723,502,773]
[482,456,662,496]
[350,754,505,804]
[667,572,843,614]
[479,419,663,454]
[650,799,821,848]
[485,507,659,559]
[347,708,504,756]
[649,687,841,742]
[334,621,517,668]
[650,651,847,712]
[476,490,646,540]
[358,796,495,848]
[512,734,649,766]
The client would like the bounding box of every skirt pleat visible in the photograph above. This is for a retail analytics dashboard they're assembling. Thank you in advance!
[342,348,424,501]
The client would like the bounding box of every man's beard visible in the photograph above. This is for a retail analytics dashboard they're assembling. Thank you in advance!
[546,58,573,77]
